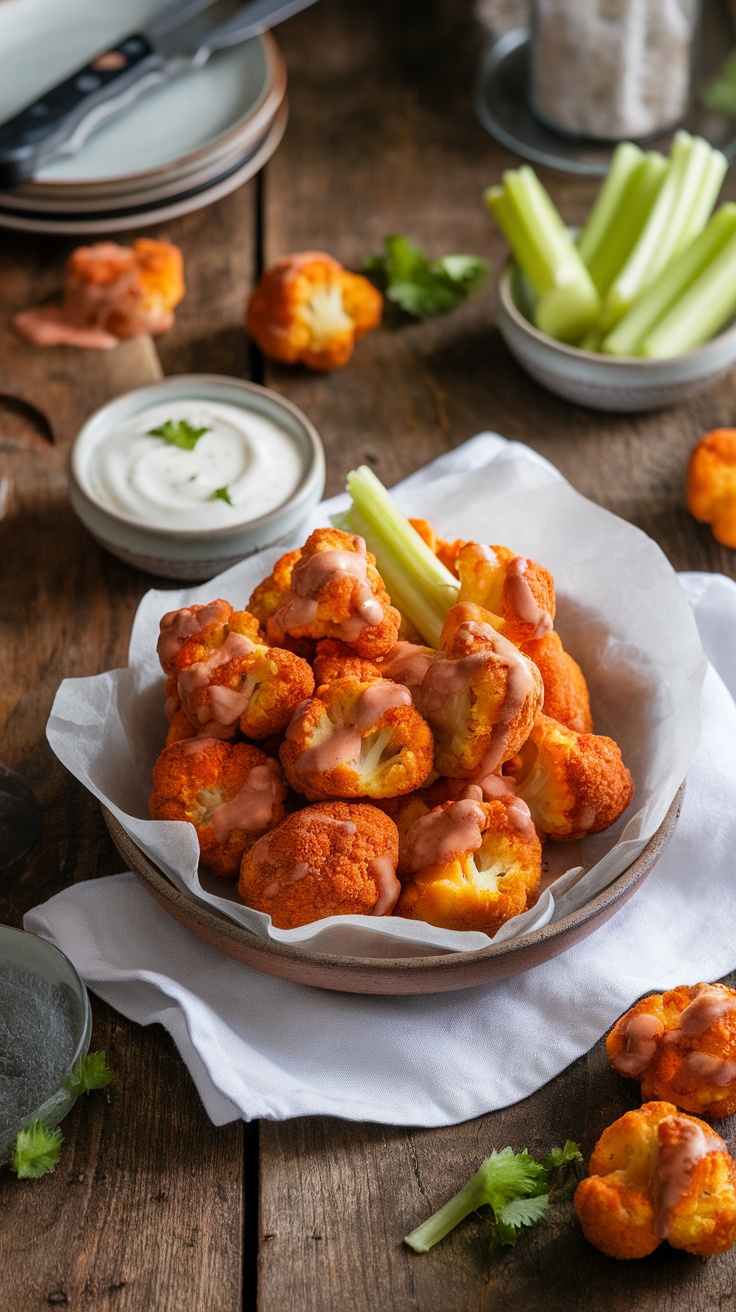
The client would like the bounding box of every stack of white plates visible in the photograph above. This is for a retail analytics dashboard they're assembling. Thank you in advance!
[0,0,288,234]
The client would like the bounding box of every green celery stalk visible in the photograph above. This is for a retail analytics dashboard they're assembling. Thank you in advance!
[578,142,645,264]
[602,203,736,356]
[601,132,715,330]
[640,230,736,358]
[673,146,728,255]
[485,168,600,342]
[579,149,667,297]
[333,466,460,647]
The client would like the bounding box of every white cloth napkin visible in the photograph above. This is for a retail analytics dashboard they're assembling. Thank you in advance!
[25,444,736,1128]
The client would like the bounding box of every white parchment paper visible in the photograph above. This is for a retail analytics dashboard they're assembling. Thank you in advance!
[47,436,706,957]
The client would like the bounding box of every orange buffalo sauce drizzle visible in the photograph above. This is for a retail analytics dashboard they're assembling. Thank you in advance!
[288,681,412,775]
[157,600,231,672]
[210,762,284,842]
[612,1013,666,1077]
[653,1117,726,1239]
[504,557,553,638]
[271,540,384,641]
[177,631,260,723]
[375,641,435,690]
[403,799,487,872]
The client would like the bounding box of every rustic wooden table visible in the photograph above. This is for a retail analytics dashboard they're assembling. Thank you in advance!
[1,1,735,1307]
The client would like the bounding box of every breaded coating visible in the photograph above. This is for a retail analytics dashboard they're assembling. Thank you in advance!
[687,428,736,549]
[157,599,234,675]
[574,1102,736,1258]
[150,739,287,879]
[279,677,434,801]
[456,542,556,645]
[606,983,736,1118]
[414,602,543,779]
[165,709,198,746]
[238,800,400,927]
[510,713,634,840]
[312,638,381,685]
[521,631,593,734]
[373,641,436,693]
[394,794,541,934]
[175,607,262,674]
[248,549,301,627]
[245,251,382,371]
[178,637,314,741]
[263,528,401,658]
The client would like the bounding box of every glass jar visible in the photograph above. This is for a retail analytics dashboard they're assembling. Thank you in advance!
[529,0,701,142]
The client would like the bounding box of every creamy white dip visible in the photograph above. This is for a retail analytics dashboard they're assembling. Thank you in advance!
[85,399,305,530]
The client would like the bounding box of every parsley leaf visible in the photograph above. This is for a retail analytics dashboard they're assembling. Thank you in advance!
[11,1120,63,1179]
[364,234,488,318]
[212,486,234,506]
[404,1140,582,1254]
[148,419,210,450]
[64,1050,115,1097]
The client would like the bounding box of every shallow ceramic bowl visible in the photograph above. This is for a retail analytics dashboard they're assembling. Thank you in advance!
[69,375,325,580]
[104,786,683,996]
[0,924,91,1163]
[497,262,736,411]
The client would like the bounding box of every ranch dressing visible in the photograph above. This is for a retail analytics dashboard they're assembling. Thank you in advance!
[85,400,305,530]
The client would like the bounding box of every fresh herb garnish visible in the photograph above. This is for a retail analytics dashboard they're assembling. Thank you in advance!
[212,485,234,506]
[404,1140,582,1253]
[148,419,210,450]
[11,1120,63,1179]
[64,1049,115,1097]
[364,234,488,318]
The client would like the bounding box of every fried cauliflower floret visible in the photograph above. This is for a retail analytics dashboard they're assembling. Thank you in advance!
[245,251,383,371]
[408,518,465,576]
[456,543,556,645]
[520,631,593,734]
[394,794,541,935]
[248,549,301,626]
[238,800,400,927]
[414,603,543,779]
[157,599,235,676]
[574,1102,736,1259]
[150,739,287,879]
[606,983,736,1119]
[264,528,400,658]
[279,677,434,801]
[687,428,736,549]
[312,638,381,685]
[373,641,436,693]
[177,636,315,741]
[509,713,634,840]
[175,607,262,673]
[165,709,198,746]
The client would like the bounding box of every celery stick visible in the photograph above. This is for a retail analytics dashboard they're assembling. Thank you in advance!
[602,132,714,329]
[640,231,736,358]
[580,151,667,297]
[674,147,728,255]
[334,466,460,647]
[485,168,600,342]
[578,142,645,264]
[602,204,736,356]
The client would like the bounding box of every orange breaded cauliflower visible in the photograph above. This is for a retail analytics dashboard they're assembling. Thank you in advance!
[238,800,400,927]
[394,793,541,935]
[177,635,314,741]
[373,640,436,693]
[509,713,634,840]
[150,739,287,879]
[263,528,400,658]
[15,238,185,347]
[687,428,736,549]
[414,603,543,779]
[408,517,465,577]
[520,631,593,734]
[157,599,236,676]
[574,1102,736,1259]
[280,677,434,801]
[312,638,381,685]
[245,251,383,371]
[455,543,556,645]
[606,983,736,1119]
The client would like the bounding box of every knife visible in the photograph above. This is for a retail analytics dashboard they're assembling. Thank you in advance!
[0,0,317,189]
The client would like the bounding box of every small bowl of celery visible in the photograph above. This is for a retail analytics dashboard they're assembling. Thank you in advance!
[490,133,736,412]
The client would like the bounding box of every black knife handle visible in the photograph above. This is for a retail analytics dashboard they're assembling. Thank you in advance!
[0,35,165,189]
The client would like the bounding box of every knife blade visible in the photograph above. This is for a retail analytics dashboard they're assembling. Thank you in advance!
[0,0,318,189]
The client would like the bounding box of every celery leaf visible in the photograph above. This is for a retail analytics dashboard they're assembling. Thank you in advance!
[11,1120,63,1179]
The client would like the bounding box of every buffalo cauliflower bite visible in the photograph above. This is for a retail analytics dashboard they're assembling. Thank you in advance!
[245,252,383,371]
[177,637,315,741]
[606,983,736,1119]
[280,677,434,801]
[238,800,400,927]
[455,542,555,645]
[264,528,400,658]
[394,793,541,934]
[157,599,235,676]
[150,739,287,879]
[312,638,382,685]
[408,517,465,576]
[414,603,543,780]
[373,640,436,693]
[520,631,593,733]
[509,713,634,840]
[574,1101,736,1258]
[687,428,736,549]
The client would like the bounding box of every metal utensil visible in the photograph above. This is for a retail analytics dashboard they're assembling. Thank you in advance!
[0,0,318,188]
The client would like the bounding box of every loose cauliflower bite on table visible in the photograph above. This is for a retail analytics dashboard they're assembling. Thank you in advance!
[574,1102,736,1259]
[606,983,736,1118]
[147,516,635,934]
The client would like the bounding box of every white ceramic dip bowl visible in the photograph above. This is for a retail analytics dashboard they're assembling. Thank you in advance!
[69,375,326,580]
